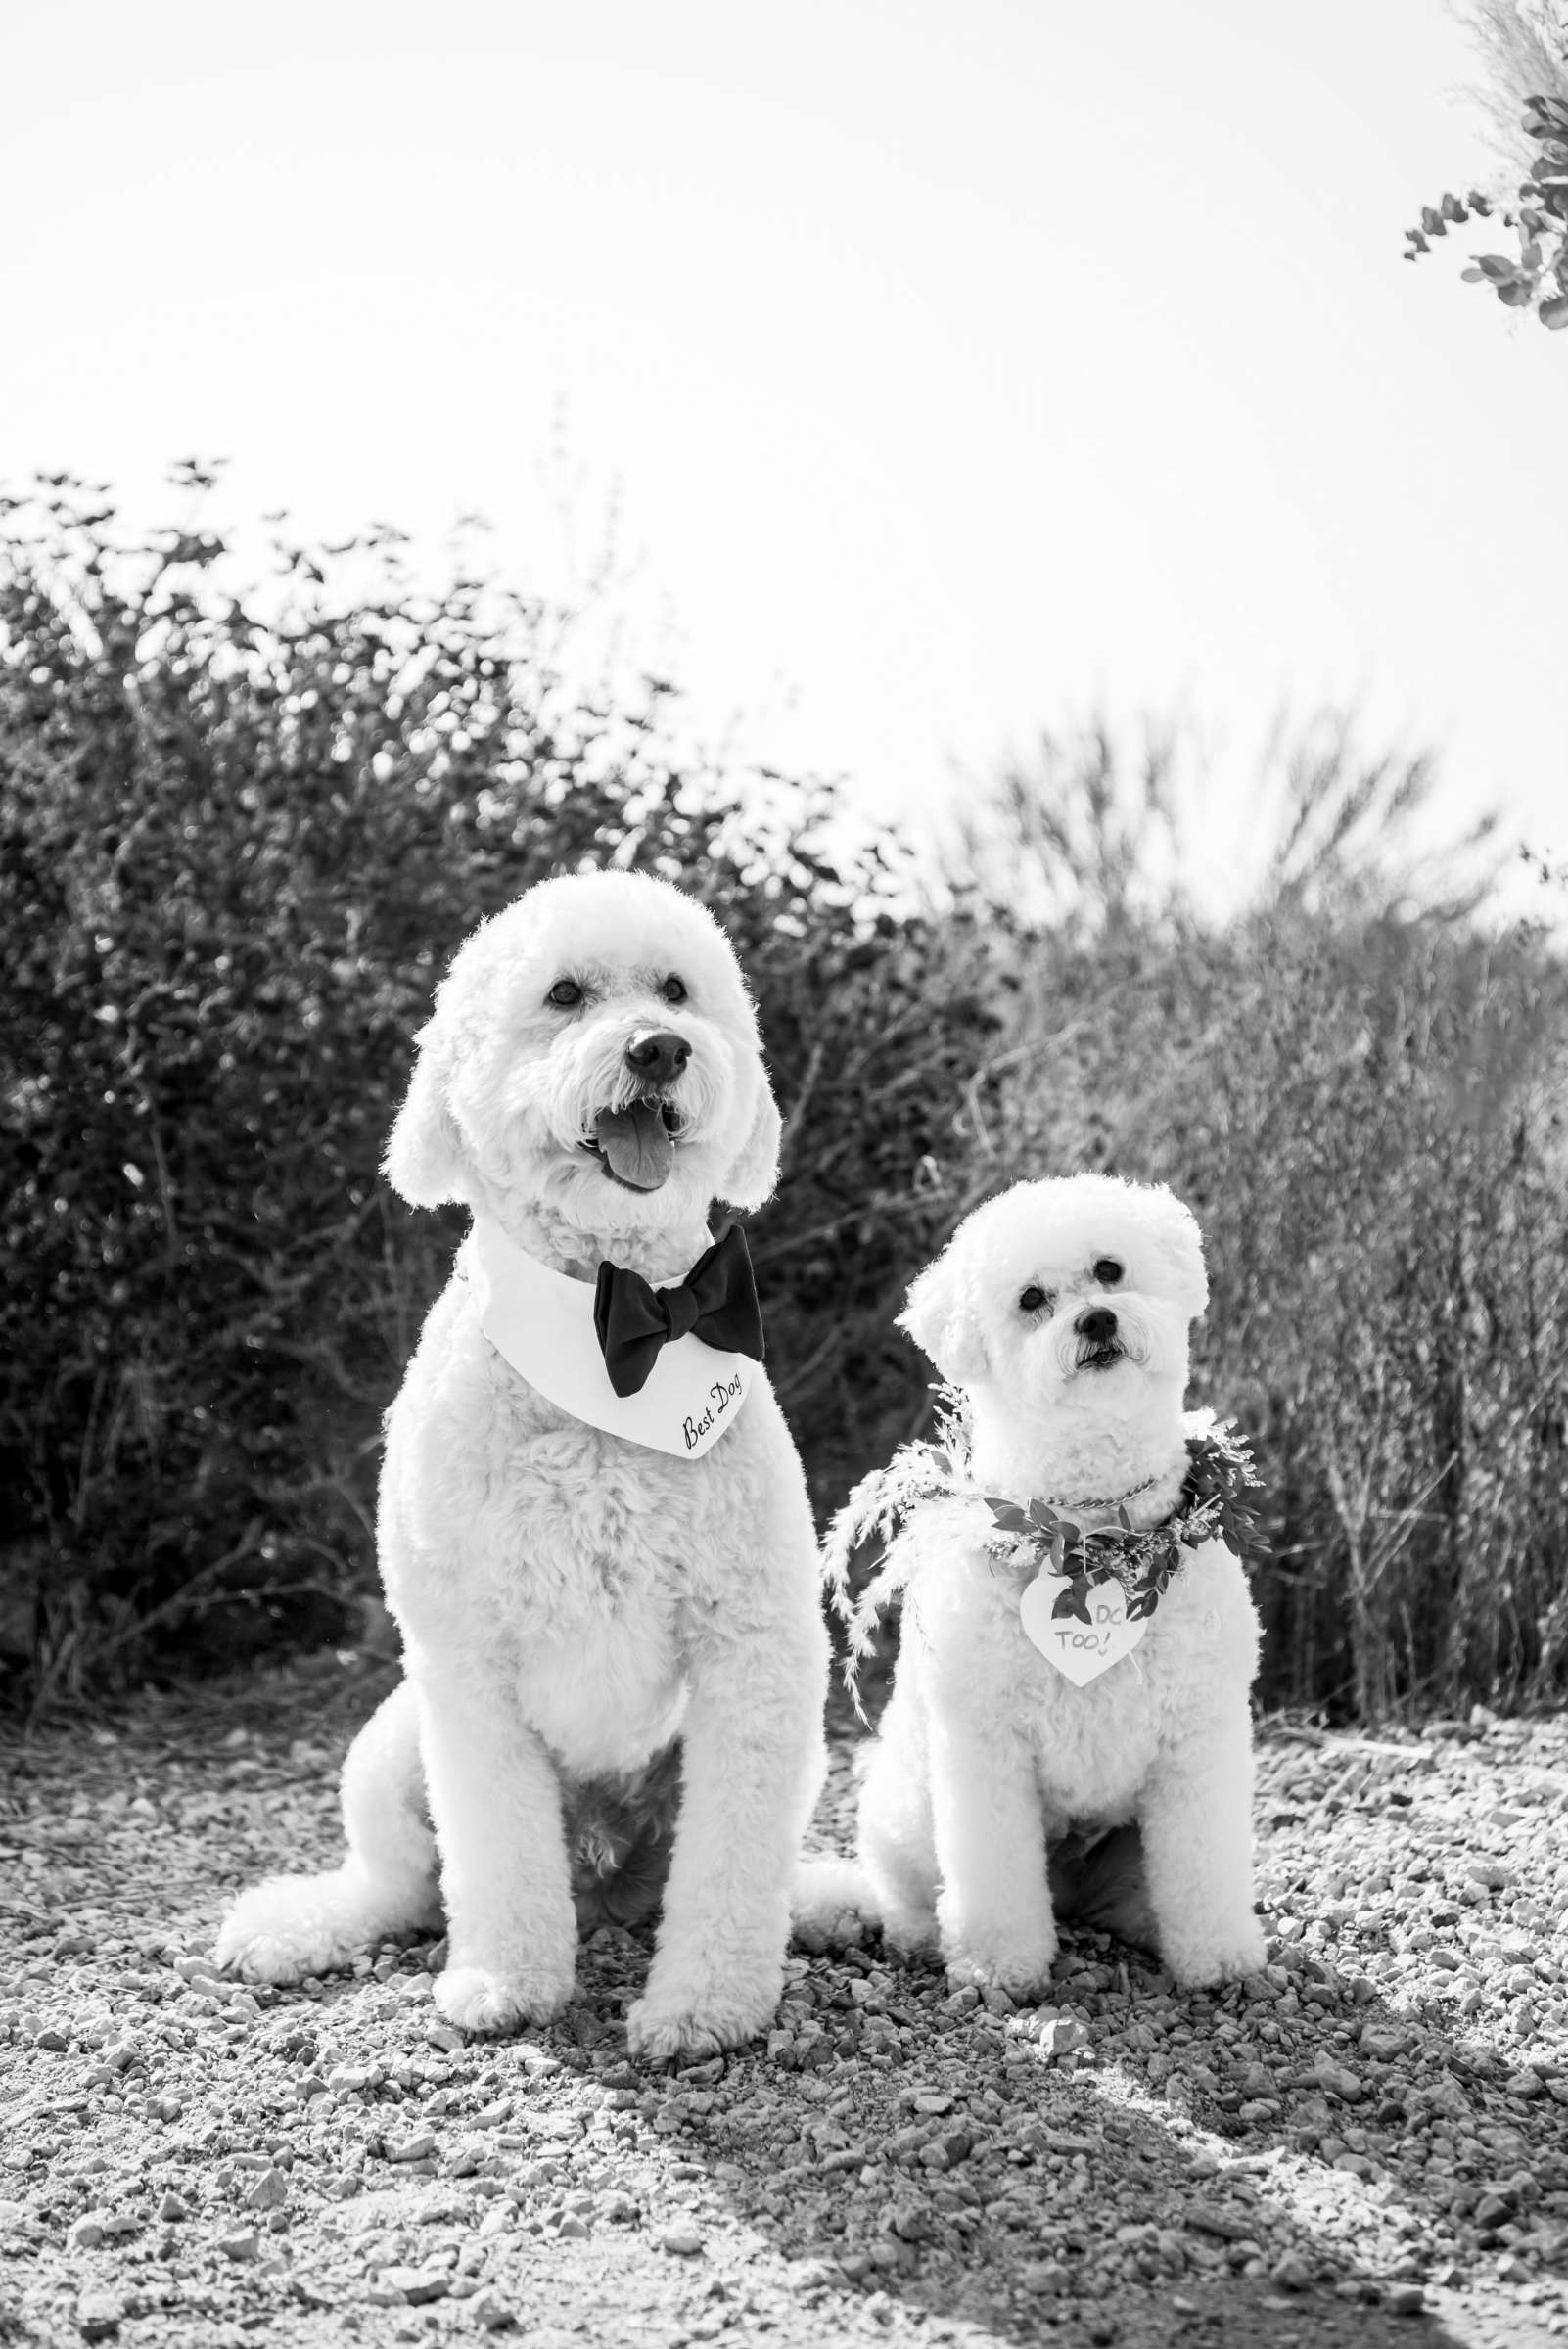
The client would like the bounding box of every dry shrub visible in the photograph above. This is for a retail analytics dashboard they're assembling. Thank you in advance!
[946,722,1568,1718]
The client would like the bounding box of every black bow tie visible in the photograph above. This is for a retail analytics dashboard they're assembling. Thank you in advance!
[592,1225,765,1400]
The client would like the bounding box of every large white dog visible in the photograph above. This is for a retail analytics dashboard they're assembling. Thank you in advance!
[802,1174,1267,1994]
[216,871,828,2058]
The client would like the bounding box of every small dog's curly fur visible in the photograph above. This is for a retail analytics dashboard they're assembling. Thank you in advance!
[215,871,828,2058]
[797,1174,1267,1994]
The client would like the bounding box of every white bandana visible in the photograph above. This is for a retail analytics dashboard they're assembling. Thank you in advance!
[469,1218,755,1459]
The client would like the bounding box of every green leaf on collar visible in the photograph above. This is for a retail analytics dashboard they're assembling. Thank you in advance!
[1052,1574,1095,1626]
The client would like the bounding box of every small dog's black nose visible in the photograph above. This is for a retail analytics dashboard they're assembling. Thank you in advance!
[624,1029,691,1087]
[1076,1306,1118,1345]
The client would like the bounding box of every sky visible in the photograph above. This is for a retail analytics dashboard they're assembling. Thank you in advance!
[5,0,1566,909]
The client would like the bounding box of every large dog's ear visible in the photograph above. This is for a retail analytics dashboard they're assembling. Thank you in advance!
[1149,1188,1210,1318]
[384,1020,467,1207]
[718,1073,783,1213]
[899,1244,991,1385]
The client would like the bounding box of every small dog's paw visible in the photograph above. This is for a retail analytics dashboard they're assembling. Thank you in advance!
[943,1940,1057,2000]
[1161,1917,1268,1989]
[434,1965,572,2035]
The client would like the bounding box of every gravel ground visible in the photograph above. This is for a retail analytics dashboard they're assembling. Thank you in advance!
[2,1650,1566,2349]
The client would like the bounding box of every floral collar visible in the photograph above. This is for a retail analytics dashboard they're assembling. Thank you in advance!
[966,1419,1268,1628]
[824,1396,1268,1697]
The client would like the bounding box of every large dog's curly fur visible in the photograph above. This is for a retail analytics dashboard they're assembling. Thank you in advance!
[216,871,828,2058]
[797,1174,1267,1994]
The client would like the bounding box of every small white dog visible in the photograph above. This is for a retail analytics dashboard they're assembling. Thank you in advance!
[216,870,828,2058]
[801,1174,1267,1994]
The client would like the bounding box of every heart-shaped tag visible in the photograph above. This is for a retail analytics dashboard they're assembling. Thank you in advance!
[1019,1572,1148,1685]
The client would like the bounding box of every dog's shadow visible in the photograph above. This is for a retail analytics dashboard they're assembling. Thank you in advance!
[553,1915,1561,2349]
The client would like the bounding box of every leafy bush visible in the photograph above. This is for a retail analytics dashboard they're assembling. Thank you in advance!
[0,479,996,1708]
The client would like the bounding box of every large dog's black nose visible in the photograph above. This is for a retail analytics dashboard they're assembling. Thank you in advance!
[624,1029,691,1087]
[1076,1306,1119,1345]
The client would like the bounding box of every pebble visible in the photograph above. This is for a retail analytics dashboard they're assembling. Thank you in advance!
[172,1954,225,1987]
[381,2265,451,2303]
[327,2063,380,2093]
[1034,2015,1091,2057]
[74,2290,123,2340]
[1184,2204,1259,2242]
[889,2205,937,2243]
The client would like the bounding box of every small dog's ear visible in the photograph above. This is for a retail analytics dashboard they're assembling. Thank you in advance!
[384,1021,467,1207]
[1152,1190,1210,1317]
[718,1073,783,1213]
[899,1250,991,1384]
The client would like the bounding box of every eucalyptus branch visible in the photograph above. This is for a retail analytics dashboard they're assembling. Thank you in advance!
[1406,96,1568,329]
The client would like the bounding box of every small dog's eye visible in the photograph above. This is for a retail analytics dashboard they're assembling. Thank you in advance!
[546,979,583,1009]
[662,975,688,1005]
[1019,1285,1052,1313]
[1093,1258,1123,1285]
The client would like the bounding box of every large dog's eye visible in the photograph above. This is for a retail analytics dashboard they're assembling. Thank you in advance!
[1093,1258,1123,1285]
[1019,1285,1053,1314]
[661,974,688,1005]
[545,979,583,1009]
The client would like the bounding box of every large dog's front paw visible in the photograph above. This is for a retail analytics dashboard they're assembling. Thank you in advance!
[214,1875,365,1986]
[877,1896,940,1962]
[1159,1915,1268,1990]
[791,1853,871,1955]
[625,1996,769,2062]
[434,1964,573,2035]
[942,1935,1057,2002]
[626,1967,782,2062]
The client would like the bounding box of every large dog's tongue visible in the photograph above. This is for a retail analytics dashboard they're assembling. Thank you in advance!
[595,1100,674,1190]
